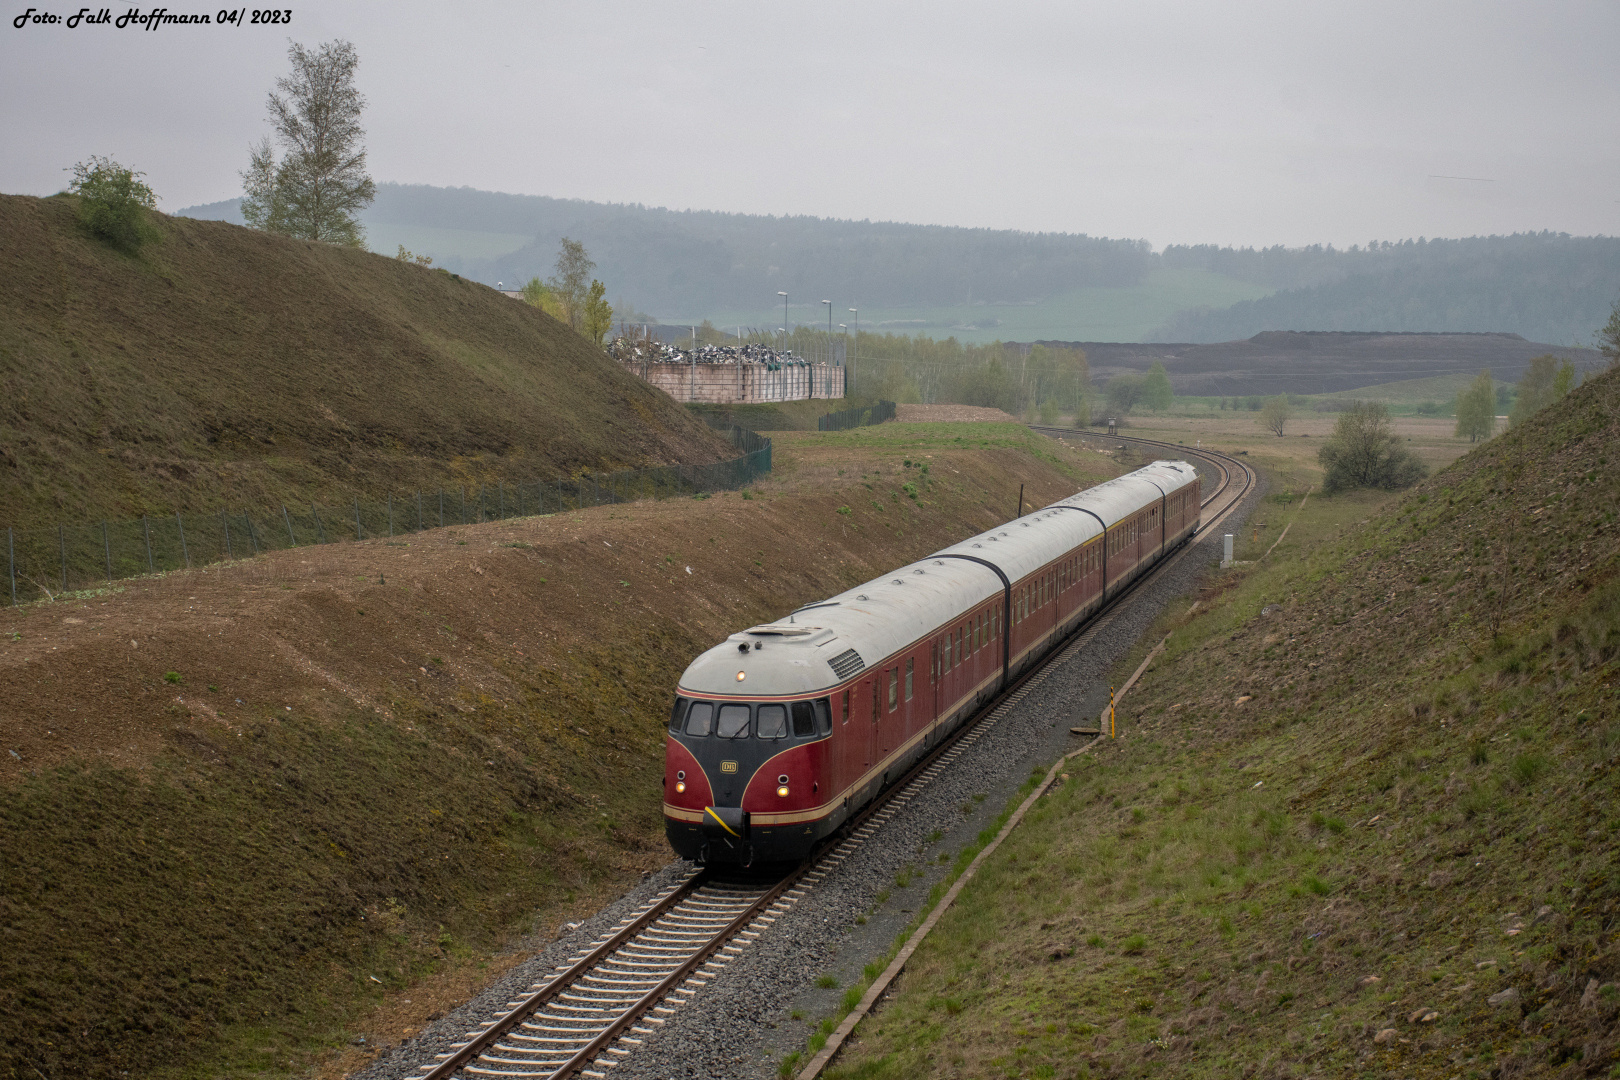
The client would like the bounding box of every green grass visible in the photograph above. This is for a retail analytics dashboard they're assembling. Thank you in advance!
[822,365,1620,1079]
[0,193,726,526]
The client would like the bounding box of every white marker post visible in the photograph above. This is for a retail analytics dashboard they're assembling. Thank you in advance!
[1222,533,1234,567]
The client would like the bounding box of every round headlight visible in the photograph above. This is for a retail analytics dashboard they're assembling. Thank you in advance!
[776,785,790,798]
[677,770,685,780]
[675,781,686,794]
[736,671,746,682]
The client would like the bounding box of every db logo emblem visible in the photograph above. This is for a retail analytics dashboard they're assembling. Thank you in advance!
[720,760,738,773]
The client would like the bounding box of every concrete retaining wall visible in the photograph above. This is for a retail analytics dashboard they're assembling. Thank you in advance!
[621,361,844,404]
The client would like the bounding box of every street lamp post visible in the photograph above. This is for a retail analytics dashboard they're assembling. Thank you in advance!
[777,292,788,353]
[848,307,859,399]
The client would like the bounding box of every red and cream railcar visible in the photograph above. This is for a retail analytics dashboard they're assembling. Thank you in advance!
[664,461,1200,864]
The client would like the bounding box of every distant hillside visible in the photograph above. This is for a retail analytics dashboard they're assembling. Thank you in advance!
[178,185,1155,316]
[1151,234,1620,346]
[0,194,732,525]
[180,187,1620,346]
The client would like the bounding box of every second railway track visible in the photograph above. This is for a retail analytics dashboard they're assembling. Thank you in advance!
[407,427,1256,1080]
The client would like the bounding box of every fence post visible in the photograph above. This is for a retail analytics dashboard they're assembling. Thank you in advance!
[282,506,297,546]
[244,514,260,555]
[222,512,233,559]
[460,487,466,525]
[417,491,423,532]
[102,522,111,582]
[499,482,505,519]
[59,523,67,592]
[176,513,190,568]
[7,528,13,605]
[355,498,363,541]
[438,490,444,529]
[311,503,326,544]
[142,515,154,572]
[388,495,394,537]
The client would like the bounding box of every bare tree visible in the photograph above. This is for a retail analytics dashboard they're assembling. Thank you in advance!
[547,238,594,332]
[241,40,375,247]
[1259,394,1290,436]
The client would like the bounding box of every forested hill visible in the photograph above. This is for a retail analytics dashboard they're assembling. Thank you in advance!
[180,185,1620,345]
[179,184,1154,314]
[1150,234,1620,346]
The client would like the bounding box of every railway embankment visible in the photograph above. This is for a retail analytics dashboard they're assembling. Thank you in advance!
[0,422,1119,1080]
[821,368,1620,1078]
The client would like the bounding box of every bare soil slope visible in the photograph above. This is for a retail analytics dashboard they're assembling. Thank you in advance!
[0,424,1121,1080]
[0,194,729,525]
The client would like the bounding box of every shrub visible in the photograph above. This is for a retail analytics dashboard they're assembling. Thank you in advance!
[68,156,159,252]
[1317,401,1426,493]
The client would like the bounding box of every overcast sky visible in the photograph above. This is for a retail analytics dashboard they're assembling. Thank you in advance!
[3,0,1616,248]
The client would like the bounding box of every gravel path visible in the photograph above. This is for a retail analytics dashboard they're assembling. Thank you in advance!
[360,472,1263,1080]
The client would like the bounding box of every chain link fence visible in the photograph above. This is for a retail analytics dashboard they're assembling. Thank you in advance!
[816,400,897,431]
[4,427,771,605]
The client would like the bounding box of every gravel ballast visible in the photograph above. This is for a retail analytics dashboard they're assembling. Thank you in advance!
[363,468,1263,1080]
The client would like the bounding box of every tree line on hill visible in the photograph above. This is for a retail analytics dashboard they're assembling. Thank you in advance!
[1150,234,1620,347]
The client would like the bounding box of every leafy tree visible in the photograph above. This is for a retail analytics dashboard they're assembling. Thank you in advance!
[582,279,614,346]
[1317,401,1426,494]
[1454,369,1495,442]
[1258,395,1290,436]
[1600,297,1620,367]
[67,156,159,252]
[1508,354,1574,427]
[241,40,375,246]
[1141,360,1173,411]
[547,238,595,333]
[518,276,565,321]
[1104,374,1144,415]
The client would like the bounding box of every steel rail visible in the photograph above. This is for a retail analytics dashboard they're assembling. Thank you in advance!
[410,433,1253,1080]
[417,872,712,1080]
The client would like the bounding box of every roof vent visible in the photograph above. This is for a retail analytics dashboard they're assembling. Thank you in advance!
[892,578,903,585]
[828,648,865,679]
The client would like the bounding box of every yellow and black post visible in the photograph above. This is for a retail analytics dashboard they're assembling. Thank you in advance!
[1109,686,1116,738]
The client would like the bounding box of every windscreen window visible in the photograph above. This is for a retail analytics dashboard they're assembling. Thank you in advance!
[757,704,788,739]
[684,701,713,736]
[669,697,688,732]
[814,698,833,735]
[791,701,816,737]
[716,703,751,738]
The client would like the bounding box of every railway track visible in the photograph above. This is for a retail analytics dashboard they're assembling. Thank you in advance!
[411,428,1254,1080]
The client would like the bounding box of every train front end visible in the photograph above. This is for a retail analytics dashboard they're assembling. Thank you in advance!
[664,624,842,866]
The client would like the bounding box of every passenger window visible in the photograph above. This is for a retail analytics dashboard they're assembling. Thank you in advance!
[684,701,713,737]
[905,658,914,700]
[944,633,952,670]
[842,690,850,723]
[716,703,750,738]
[887,669,898,711]
[791,700,816,737]
[758,704,787,739]
[814,697,833,735]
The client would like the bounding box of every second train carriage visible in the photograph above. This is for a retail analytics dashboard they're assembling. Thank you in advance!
[664,460,1201,865]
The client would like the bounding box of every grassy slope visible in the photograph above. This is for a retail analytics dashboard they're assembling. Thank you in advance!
[828,372,1620,1079]
[0,194,728,525]
[0,424,1122,1080]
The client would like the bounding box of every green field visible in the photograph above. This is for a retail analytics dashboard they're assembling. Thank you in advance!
[691,269,1275,345]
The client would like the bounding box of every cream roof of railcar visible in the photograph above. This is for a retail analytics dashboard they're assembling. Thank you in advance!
[676,461,1198,698]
